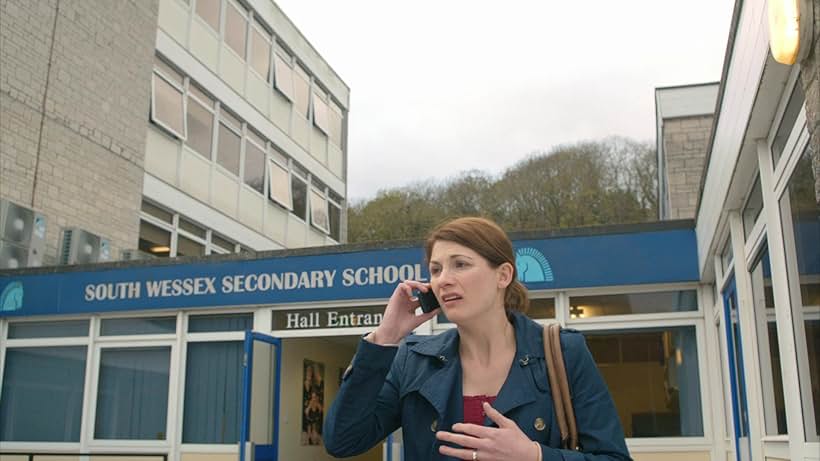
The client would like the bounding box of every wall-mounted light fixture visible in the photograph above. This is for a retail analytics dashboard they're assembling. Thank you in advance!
[768,0,815,65]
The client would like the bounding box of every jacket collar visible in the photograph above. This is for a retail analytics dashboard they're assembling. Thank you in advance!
[408,311,546,418]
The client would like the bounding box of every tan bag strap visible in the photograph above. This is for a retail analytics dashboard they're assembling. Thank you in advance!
[542,324,579,451]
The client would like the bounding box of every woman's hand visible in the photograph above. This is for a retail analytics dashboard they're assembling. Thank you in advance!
[369,280,440,345]
[436,402,541,461]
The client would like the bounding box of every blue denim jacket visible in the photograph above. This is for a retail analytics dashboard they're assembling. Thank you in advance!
[324,311,632,460]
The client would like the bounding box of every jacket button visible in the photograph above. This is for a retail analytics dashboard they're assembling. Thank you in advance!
[430,419,438,432]
[534,417,546,431]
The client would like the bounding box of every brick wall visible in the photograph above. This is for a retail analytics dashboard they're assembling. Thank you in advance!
[662,114,714,219]
[0,0,159,263]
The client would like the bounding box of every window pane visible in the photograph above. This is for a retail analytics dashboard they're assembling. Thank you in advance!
[194,0,220,31]
[244,141,266,194]
[8,320,89,338]
[189,313,253,332]
[273,53,293,100]
[329,202,341,242]
[742,176,763,239]
[153,74,184,136]
[771,83,805,166]
[186,98,214,159]
[329,103,343,147]
[250,27,271,79]
[211,233,235,253]
[293,69,310,119]
[217,123,241,176]
[291,177,307,220]
[101,317,176,336]
[180,218,207,239]
[247,128,265,148]
[569,290,698,318]
[224,3,247,59]
[189,82,214,108]
[269,160,292,209]
[183,342,243,443]
[721,239,734,275]
[586,327,703,437]
[221,109,242,129]
[0,347,87,442]
[528,297,555,319]
[154,58,183,86]
[177,235,206,257]
[138,220,171,257]
[141,201,173,223]
[750,246,787,434]
[310,189,329,232]
[780,146,820,441]
[95,347,171,440]
[312,92,329,133]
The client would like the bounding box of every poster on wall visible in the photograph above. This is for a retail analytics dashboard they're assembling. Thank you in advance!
[301,359,325,446]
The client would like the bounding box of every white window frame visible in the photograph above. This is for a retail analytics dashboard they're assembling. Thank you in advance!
[327,195,342,242]
[289,169,309,222]
[312,87,330,135]
[755,64,818,457]
[87,313,179,448]
[292,63,311,120]
[140,201,240,257]
[0,318,90,449]
[139,215,176,258]
[242,130,267,196]
[564,283,703,325]
[248,17,272,81]
[185,82,217,161]
[192,0,221,34]
[223,0,249,62]
[268,157,293,211]
[273,44,294,102]
[309,186,330,234]
[178,310,252,448]
[215,110,244,178]
[151,67,187,140]
[328,100,344,147]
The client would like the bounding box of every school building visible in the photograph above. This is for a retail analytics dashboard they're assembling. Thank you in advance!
[0,0,818,460]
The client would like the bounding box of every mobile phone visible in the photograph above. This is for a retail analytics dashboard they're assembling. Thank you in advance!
[416,288,440,313]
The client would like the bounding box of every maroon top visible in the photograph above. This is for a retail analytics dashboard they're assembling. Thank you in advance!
[463,395,497,425]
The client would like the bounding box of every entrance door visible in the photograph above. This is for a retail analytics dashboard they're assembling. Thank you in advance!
[239,331,282,461]
[723,278,751,461]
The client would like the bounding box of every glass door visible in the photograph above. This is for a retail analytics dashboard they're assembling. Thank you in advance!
[723,278,751,461]
[239,331,282,461]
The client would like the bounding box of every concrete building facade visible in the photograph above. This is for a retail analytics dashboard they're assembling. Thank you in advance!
[0,0,158,261]
[1,0,350,268]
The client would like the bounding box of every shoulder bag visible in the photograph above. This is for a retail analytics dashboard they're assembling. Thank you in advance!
[542,323,580,451]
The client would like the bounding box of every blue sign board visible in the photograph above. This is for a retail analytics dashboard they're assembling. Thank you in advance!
[0,228,698,317]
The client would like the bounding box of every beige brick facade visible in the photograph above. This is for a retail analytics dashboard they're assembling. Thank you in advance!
[0,0,159,263]
[797,2,819,204]
[661,114,714,219]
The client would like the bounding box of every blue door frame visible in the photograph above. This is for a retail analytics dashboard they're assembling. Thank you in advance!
[239,331,282,461]
[722,278,751,461]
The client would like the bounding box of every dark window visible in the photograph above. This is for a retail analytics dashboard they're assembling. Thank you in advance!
[291,176,307,220]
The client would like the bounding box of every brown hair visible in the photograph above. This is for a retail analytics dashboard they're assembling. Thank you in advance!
[424,217,529,314]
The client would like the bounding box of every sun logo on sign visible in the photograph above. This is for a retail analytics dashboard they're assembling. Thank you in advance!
[1,281,24,313]
[515,247,554,283]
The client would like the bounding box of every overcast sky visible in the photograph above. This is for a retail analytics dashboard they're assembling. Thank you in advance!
[274,0,735,202]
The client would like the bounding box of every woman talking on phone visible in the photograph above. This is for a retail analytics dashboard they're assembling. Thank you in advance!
[324,217,631,461]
